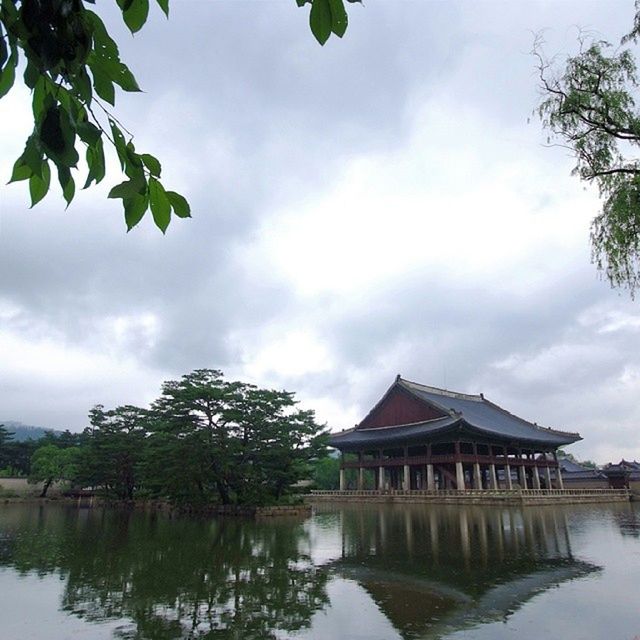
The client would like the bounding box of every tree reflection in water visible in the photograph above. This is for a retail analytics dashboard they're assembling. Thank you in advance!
[324,504,602,639]
[0,505,328,639]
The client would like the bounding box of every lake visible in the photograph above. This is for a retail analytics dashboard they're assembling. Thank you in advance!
[0,502,638,639]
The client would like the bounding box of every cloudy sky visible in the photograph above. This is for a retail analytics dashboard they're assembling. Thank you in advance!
[1,0,639,463]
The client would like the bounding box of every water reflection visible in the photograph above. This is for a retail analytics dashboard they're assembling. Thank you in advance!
[323,504,601,639]
[0,505,327,639]
[0,503,630,640]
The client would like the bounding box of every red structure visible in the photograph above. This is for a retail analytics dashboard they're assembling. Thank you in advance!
[329,376,582,491]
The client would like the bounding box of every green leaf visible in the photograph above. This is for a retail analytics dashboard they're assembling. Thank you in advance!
[108,177,146,200]
[166,190,191,218]
[149,177,171,232]
[32,77,49,120]
[310,0,332,45]
[84,137,106,188]
[141,153,162,177]
[328,0,348,37]
[9,160,31,184]
[19,135,44,178]
[155,0,169,17]
[0,51,16,99]
[57,166,75,206]
[23,61,39,89]
[88,60,116,104]
[110,120,128,169]
[124,193,149,230]
[29,161,51,207]
[77,120,102,146]
[121,0,149,33]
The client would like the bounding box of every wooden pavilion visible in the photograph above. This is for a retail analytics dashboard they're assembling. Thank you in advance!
[328,376,582,492]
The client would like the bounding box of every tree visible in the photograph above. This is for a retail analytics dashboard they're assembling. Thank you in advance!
[79,404,148,499]
[0,424,15,470]
[0,0,358,232]
[29,443,78,496]
[536,6,640,295]
[147,369,328,505]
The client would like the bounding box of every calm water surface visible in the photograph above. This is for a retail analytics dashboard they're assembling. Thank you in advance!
[0,502,638,639]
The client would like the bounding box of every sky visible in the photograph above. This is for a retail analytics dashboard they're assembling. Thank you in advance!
[1,0,639,464]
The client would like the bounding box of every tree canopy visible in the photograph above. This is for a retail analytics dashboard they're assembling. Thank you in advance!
[24,368,329,506]
[0,0,359,232]
[536,4,640,295]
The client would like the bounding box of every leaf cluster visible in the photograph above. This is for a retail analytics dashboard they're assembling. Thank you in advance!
[296,0,360,46]
[0,0,189,231]
[536,31,640,294]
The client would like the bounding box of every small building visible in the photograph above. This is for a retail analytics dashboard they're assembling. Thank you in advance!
[550,457,608,489]
[328,376,582,491]
[603,460,640,491]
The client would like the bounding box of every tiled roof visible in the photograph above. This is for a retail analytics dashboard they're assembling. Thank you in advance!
[398,379,581,446]
[329,377,582,450]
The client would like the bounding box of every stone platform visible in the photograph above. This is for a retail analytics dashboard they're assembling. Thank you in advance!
[308,488,630,506]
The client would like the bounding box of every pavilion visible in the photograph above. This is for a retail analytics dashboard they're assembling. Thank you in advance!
[328,376,582,492]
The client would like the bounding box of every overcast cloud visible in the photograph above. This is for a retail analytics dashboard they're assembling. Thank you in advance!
[1,0,639,463]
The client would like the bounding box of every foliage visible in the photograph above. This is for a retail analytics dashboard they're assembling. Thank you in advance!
[77,404,148,499]
[312,455,340,489]
[54,369,329,506]
[0,424,42,476]
[146,369,328,505]
[0,1,358,231]
[29,443,78,496]
[536,12,640,295]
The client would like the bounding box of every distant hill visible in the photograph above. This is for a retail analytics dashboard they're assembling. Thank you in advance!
[0,421,62,442]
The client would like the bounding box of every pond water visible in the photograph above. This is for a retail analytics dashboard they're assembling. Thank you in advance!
[0,502,638,640]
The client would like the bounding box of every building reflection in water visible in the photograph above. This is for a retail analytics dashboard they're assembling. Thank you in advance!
[325,504,600,639]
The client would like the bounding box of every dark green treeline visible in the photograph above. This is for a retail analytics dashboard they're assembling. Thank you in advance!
[14,369,329,506]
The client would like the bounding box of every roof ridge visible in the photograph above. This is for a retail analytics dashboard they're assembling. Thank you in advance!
[399,377,483,402]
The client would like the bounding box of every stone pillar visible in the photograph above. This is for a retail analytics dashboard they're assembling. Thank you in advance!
[556,465,564,489]
[378,465,385,490]
[456,462,465,490]
[358,465,364,490]
[519,464,528,489]
[489,464,498,490]
[532,466,541,489]
[404,464,410,491]
[545,465,552,489]
[553,451,564,489]
[427,464,435,490]
[505,464,513,489]
[473,462,482,489]
[339,468,346,491]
